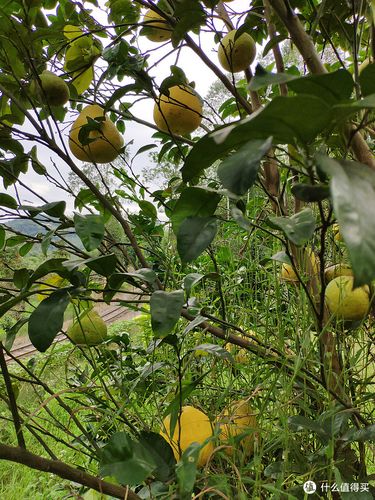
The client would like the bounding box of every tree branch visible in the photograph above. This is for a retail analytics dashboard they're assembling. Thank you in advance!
[0,443,141,500]
[268,0,375,170]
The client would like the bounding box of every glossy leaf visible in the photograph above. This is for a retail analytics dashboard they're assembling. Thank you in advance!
[138,431,176,481]
[74,213,105,251]
[150,289,185,337]
[100,432,156,486]
[359,62,375,97]
[177,216,217,262]
[268,208,316,246]
[171,187,221,235]
[317,154,375,286]
[28,289,70,352]
[218,137,272,195]
[291,183,330,202]
[182,95,331,181]
[176,443,200,498]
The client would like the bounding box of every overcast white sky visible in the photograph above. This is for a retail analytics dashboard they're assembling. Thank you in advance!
[7,1,253,211]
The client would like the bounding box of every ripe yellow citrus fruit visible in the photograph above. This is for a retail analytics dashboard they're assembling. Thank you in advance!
[217,399,257,457]
[159,406,214,467]
[142,9,172,42]
[218,29,256,73]
[69,104,124,163]
[324,264,353,283]
[67,310,108,346]
[37,274,67,301]
[281,249,319,283]
[153,85,203,135]
[325,276,370,322]
[332,223,343,242]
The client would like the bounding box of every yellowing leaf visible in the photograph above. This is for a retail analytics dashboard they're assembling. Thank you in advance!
[64,24,83,41]
[72,66,94,94]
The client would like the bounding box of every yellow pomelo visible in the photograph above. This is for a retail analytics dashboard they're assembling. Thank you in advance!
[332,223,343,242]
[142,9,172,42]
[325,276,370,322]
[217,399,257,457]
[37,274,67,301]
[218,29,256,73]
[159,406,214,467]
[30,70,70,107]
[69,104,124,163]
[67,310,108,346]
[324,264,353,283]
[281,249,319,283]
[153,85,203,135]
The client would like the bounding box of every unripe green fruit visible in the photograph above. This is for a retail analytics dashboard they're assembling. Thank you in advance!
[67,310,107,346]
[30,70,70,107]
[218,29,256,73]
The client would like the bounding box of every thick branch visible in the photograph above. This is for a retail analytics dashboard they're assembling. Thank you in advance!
[0,443,140,500]
[268,0,375,170]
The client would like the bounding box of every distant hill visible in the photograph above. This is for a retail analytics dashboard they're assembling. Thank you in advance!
[4,219,82,250]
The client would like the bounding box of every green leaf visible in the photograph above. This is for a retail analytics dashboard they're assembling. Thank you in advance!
[19,241,34,256]
[177,216,217,262]
[0,226,4,250]
[20,201,66,218]
[192,343,234,362]
[183,273,204,297]
[332,94,375,121]
[249,64,297,91]
[5,318,28,351]
[176,443,200,498]
[341,424,375,443]
[171,187,221,235]
[182,95,331,181]
[0,193,17,209]
[74,213,104,251]
[28,258,69,288]
[13,268,31,289]
[171,0,206,47]
[288,416,329,440]
[359,62,375,97]
[28,290,70,352]
[217,137,272,195]
[288,69,354,105]
[150,289,185,337]
[138,200,157,219]
[138,431,176,481]
[66,254,118,277]
[291,183,330,202]
[268,208,316,246]
[317,154,375,286]
[100,432,156,486]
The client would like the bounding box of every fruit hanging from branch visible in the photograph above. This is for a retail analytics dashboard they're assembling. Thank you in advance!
[159,406,214,467]
[141,9,172,42]
[153,85,203,135]
[30,70,70,107]
[218,29,256,73]
[69,104,124,163]
[324,276,370,322]
[67,310,108,346]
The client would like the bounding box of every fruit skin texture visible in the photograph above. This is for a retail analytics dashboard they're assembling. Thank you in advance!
[31,70,70,107]
[153,85,203,135]
[218,30,256,73]
[69,104,123,163]
[142,9,172,42]
[324,264,353,284]
[67,310,108,346]
[281,249,319,283]
[159,406,214,467]
[217,399,257,457]
[325,276,370,322]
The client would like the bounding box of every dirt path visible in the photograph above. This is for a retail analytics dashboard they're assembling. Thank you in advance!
[7,292,142,360]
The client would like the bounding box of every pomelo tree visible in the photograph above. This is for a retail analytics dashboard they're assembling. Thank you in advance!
[0,0,374,498]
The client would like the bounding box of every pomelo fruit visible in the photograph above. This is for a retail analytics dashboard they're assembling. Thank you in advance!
[218,29,256,73]
[67,310,107,346]
[325,276,370,322]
